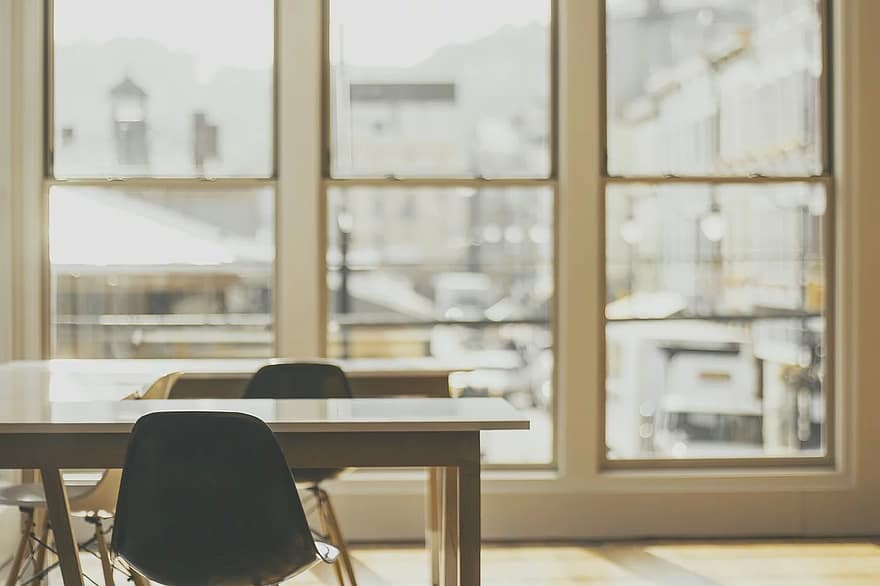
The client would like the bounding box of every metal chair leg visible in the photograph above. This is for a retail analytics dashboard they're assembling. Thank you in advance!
[4,509,34,586]
[319,489,357,586]
[315,489,346,586]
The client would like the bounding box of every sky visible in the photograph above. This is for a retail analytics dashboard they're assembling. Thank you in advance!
[331,0,550,67]
[53,0,550,73]
[54,0,275,78]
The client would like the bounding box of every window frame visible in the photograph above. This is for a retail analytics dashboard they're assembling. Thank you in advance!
[7,0,880,542]
[319,0,562,471]
[37,0,839,473]
[42,0,281,359]
[598,0,837,469]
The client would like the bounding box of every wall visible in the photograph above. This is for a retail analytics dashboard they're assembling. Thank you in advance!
[0,0,25,569]
[0,0,13,364]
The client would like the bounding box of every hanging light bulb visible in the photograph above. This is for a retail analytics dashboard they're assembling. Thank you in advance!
[700,201,725,242]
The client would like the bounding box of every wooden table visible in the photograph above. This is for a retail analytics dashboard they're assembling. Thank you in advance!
[0,362,528,586]
[14,357,471,399]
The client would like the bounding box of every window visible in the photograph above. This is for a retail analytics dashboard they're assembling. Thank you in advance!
[327,0,555,465]
[50,187,274,358]
[52,0,273,178]
[328,0,551,179]
[603,0,830,461]
[49,0,275,357]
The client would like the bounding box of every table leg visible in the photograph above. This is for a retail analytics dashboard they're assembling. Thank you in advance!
[39,468,83,586]
[440,467,459,586]
[426,467,442,586]
[458,437,481,586]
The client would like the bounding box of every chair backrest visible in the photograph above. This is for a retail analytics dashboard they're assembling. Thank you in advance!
[63,391,143,514]
[111,411,319,585]
[243,363,352,400]
[139,371,184,400]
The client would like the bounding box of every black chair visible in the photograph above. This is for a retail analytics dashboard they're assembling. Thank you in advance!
[111,411,338,586]
[243,363,357,586]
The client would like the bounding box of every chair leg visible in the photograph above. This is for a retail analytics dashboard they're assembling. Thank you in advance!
[4,509,35,586]
[129,567,150,586]
[319,489,357,586]
[90,517,115,586]
[116,557,149,586]
[316,490,346,586]
[28,509,50,586]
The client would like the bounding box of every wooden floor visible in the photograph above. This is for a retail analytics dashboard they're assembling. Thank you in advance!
[301,541,880,586]
[15,540,880,585]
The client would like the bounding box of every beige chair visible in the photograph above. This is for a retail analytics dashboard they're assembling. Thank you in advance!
[0,373,182,586]
[138,370,184,400]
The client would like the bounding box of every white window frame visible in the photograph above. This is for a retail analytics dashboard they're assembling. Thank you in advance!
[599,0,836,470]
[319,0,559,472]
[42,0,280,360]
[3,0,880,541]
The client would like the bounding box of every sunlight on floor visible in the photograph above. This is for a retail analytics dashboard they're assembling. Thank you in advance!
[19,541,880,586]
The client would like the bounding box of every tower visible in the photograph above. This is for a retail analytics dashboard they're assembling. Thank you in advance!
[110,76,149,168]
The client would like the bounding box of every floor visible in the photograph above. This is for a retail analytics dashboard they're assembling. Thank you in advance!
[20,540,880,585]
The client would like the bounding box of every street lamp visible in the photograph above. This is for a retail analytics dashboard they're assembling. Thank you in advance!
[337,207,354,358]
[700,199,725,242]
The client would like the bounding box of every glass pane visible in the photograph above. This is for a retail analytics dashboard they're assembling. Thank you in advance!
[52,0,273,178]
[50,186,274,357]
[606,0,823,176]
[327,186,554,464]
[329,0,551,178]
[605,182,825,459]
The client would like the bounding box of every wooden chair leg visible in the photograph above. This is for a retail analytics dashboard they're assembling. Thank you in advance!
[115,557,150,586]
[130,567,150,586]
[31,509,50,586]
[119,557,150,586]
[92,517,116,586]
[316,491,346,586]
[320,489,357,586]
[4,509,34,586]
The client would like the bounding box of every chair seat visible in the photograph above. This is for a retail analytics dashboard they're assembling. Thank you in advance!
[0,483,95,509]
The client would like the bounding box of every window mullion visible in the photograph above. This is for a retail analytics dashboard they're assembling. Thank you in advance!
[603,175,832,185]
[276,0,324,358]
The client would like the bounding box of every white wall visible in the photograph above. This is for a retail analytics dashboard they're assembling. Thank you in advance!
[0,0,24,569]
[0,0,13,365]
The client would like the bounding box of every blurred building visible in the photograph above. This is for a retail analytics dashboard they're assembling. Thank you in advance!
[605,0,824,458]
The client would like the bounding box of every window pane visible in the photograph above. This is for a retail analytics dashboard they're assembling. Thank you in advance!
[605,183,825,458]
[329,0,551,178]
[606,0,823,176]
[52,0,273,178]
[50,186,274,358]
[327,186,554,464]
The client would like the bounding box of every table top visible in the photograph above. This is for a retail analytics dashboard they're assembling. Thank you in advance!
[0,397,529,434]
[14,357,485,377]
[0,360,529,434]
[0,358,492,403]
